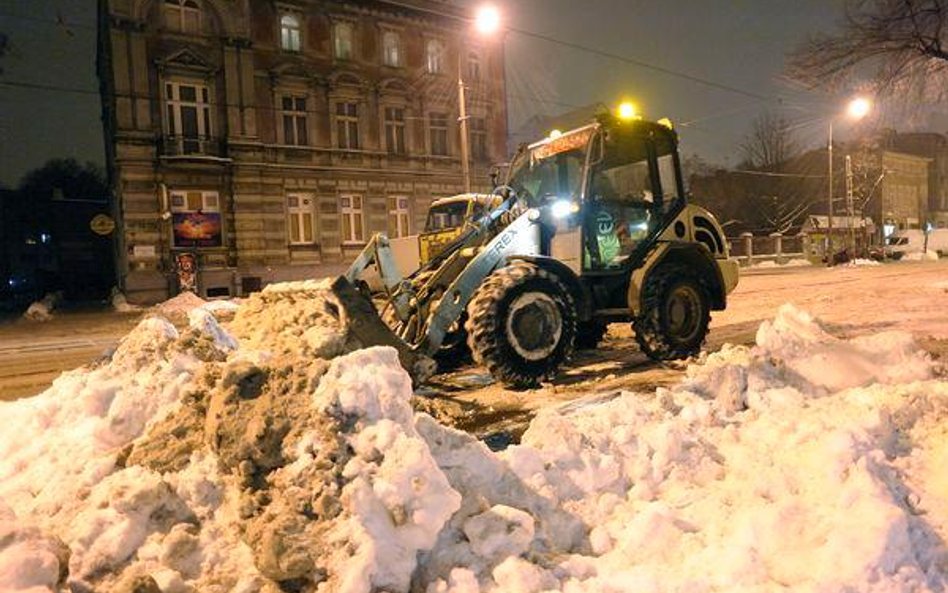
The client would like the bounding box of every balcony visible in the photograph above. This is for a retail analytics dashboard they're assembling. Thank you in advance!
[159,135,228,159]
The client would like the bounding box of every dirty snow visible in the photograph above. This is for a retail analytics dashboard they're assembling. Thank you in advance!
[904,250,941,262]
[1,279,947,592]
[22,292,62,322]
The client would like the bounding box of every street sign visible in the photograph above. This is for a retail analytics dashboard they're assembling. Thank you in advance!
[90,214,115,236]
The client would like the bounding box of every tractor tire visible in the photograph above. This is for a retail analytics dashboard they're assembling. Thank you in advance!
[465,261,576,388]
[633,263,711,361]
[575,321,608,350]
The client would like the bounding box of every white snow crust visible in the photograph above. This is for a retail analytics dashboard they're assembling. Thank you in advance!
[1,280,946,593]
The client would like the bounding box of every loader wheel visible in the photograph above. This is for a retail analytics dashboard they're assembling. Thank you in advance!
[633,263,710,361]
[575,321,608,350]
[465,261,576,388]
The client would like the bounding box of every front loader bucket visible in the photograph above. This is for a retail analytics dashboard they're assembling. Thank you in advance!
[329,276,435,383]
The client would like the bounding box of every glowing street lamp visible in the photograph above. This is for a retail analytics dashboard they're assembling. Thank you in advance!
[474,5,501,35]
[459,4,502,193]
[827,96,872,260]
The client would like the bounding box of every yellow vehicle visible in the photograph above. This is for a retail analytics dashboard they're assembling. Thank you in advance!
[419,194,502,263]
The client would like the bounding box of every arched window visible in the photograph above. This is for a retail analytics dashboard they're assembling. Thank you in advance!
[164,0,201,34]
[334,22,354,60]
[382,31,400,67]
[280,14,301,52]
[426,40,444,74]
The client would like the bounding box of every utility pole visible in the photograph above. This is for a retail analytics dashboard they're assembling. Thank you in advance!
[846,154,855,256]
[458,54,472,194]
[827,121,834,261]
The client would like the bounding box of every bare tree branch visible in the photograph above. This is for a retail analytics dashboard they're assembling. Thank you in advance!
[787,0,948,101]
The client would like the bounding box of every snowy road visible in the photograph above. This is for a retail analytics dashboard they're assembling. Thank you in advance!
[420,260,948,442]
[0,311,140,400]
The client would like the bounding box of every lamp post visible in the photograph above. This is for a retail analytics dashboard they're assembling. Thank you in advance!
[827,96,871,261]
[459,4,501,194]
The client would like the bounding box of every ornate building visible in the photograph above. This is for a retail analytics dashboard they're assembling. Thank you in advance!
[97,0,507,303]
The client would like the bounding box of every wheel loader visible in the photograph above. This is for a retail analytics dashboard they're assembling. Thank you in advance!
[331,112,740,388]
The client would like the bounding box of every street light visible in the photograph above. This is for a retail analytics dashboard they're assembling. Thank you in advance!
[459,4,502,194]
[827,96,871,260]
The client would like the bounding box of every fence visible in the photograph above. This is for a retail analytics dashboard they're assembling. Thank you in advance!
[726,232,813,267]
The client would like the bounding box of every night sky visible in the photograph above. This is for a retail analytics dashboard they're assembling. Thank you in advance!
[1,0,942,187]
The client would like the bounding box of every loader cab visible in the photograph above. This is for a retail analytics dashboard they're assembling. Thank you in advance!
[505,117,685,275]
[582,118,685,272]
[419,194,502,263]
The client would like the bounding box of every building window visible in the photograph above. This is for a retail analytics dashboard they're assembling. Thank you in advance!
[334,22,354,60]
[426,40,444,74]
[280,14,301,51]
[281,96,308,146]
[169,190,222,248]
[467,51,481,81]
[335,102,360,150]
[382,31,400,67]
[164,0,201,33]
[387,196,411,238]
[384,107,406,154]
[429,112,449,156]
[470,116,487,160]
[165,81,212,154]
[287,194,315,244]
[340,195,364,244]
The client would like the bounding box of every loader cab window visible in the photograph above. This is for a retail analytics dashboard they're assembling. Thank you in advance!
[507,146,585,207]
[584,132,656,270]
[425,202,467,232]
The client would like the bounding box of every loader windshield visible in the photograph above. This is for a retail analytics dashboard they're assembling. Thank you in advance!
[507,128,594,206]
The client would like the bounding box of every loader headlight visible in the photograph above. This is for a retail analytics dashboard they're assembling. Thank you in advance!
[551,199,576,219]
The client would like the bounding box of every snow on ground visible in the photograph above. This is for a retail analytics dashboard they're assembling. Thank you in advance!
[22,292,63,322]
[751,258,812,269]
[0,280,946,592]
[904,251,941,262]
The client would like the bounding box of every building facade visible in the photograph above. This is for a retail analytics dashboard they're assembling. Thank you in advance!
[875,151,931,235]
[880,131,948,228]
[97,0,507,303]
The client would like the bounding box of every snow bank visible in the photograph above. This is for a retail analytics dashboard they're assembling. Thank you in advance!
[903,250,940,261]
[446,303,943,593]
[2,282,947,593]
[0,281,455,593]
[148,291,208,326]
[110,287,142,313]
[752,258,812,269]
[22,292,62,321]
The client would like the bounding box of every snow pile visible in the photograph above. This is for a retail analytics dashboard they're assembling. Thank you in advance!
[22,292,62,321]
[904,250,940,261]
[3,282,948,593]
[849,257,882,266]
[110,287,142,313]
[420,303,943,593]
[151,291,207,324]
[0,281,457,593]
[228,279,352,359]
[752,258,812,269]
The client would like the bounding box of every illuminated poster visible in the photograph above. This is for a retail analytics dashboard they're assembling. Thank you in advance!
[172,211,223,248]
